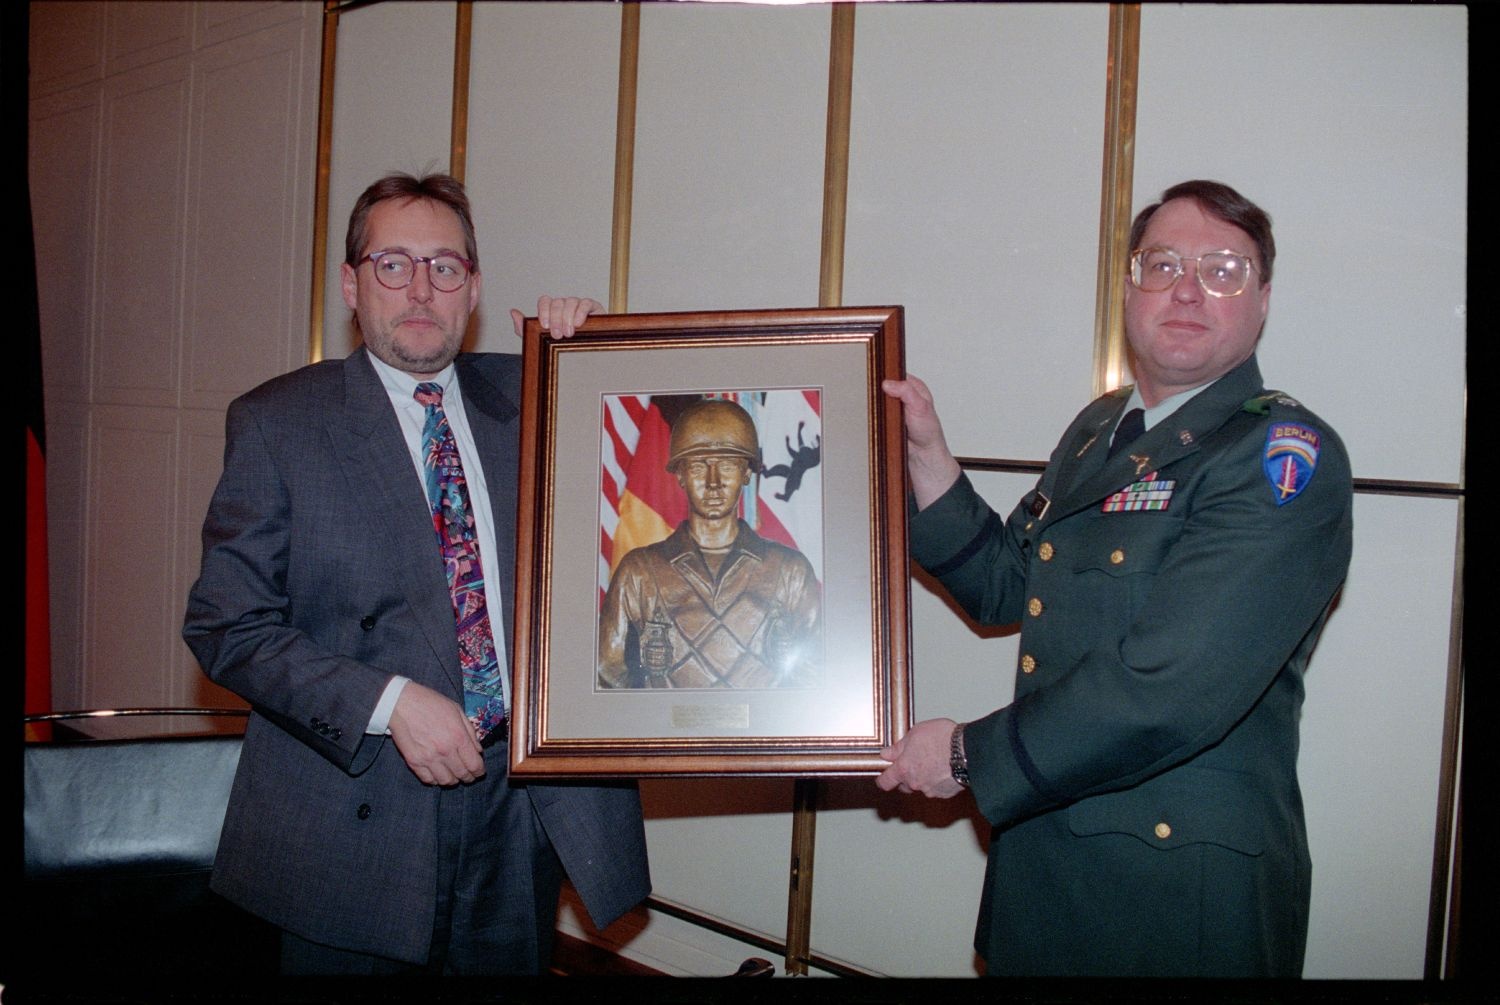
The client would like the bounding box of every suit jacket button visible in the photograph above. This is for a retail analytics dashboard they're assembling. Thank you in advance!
[1154,821,1172,840]
[360,616,376,631]
[357,804,371,820]
[1038,542,1054,562]
[1020,654,1037,674]
[1110,549,1126,565]
[331,728,342,740]
[1027,597,1043,617]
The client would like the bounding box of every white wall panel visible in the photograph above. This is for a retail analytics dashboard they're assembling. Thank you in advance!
[104,0,193,77]
[28,1,105,97]
[465,2,620,351]
[96,58,189,404]
[30,86,100,399]
[844,4,1109,462]
[186,20,317,408]
[1299,493,1459,978]
[84,408,179,710]
[323,2,456,361]
[1134,5,1466,484]
[197,1,310,48]
[638,778,796,947]
[628,3,828,312]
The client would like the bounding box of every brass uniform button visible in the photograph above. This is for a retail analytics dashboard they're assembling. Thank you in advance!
[1038,542,1054,562]
[1027,597,1043,617]
[1154,822,1171,840]
[1020,654,1036,674]
[1110,549,1125,565]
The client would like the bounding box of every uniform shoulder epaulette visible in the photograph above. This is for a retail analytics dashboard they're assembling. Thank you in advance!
[1109,384,1134,399]
[1242,390,1302,415]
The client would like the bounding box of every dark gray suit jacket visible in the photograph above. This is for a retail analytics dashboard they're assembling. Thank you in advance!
[184,349,649,964]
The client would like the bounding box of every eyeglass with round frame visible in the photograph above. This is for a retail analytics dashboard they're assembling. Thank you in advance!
[360,250,476,293]
[1129,247,1258,298]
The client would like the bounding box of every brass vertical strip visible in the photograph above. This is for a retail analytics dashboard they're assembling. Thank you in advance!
[1443,787,1464,976]
[309,1,342,364]
[1090,4,1140,397]
[1426,493,1464,977]
[1430,382,1466,977]
[608,3,641,314]
[450,1,473,183]
[818,4,856,309]
[785,777,819,976]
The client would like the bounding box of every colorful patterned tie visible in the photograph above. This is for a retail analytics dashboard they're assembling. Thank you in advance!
[414,382,507,741]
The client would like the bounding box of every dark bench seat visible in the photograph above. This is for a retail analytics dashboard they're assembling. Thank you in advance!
[21,732,279,979]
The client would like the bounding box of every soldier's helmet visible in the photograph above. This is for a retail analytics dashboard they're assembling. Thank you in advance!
[666,399,760,472]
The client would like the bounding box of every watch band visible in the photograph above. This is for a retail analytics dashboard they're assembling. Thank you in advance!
[949,721,971,787]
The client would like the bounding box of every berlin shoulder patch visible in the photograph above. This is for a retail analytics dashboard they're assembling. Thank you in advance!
[1263,422,1321,506]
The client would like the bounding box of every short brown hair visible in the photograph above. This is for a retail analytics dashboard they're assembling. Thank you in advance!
[1128,180,1274,285]
[344,172,479,270]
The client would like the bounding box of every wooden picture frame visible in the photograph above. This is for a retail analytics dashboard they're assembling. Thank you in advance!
[510,307,910,776]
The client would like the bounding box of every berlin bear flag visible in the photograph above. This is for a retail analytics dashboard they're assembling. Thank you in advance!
[598,389,824,605]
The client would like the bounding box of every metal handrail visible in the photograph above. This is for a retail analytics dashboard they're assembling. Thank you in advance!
[25,707,250,724]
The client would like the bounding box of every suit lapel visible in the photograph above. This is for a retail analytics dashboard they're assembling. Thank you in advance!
[1045,397,1126,505]
[1045,356,1266,525]
[456,354,520,652]
[328,349,463,690]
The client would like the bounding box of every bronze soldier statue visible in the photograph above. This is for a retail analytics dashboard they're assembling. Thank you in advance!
[598,399,821,689]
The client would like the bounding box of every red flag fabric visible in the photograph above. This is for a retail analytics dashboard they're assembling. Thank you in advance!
[26,425,52,739]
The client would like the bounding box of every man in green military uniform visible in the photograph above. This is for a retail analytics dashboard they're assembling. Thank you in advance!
[878,180,1353,977]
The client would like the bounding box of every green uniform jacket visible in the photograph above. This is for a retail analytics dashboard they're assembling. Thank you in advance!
[911,355,1352,977]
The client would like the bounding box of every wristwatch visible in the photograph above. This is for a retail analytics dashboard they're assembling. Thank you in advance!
[949,721,970,787]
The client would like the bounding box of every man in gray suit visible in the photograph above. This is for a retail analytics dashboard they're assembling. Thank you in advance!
[184,173,649,975]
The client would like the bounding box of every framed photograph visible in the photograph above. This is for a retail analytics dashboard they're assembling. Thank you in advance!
[510,306,911,777]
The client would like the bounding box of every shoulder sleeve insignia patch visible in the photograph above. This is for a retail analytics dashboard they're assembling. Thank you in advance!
[1263,422,1321,506]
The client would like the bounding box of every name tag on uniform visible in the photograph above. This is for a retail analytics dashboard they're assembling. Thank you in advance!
[1101,473,1174,513]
